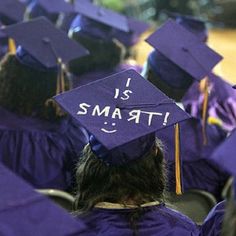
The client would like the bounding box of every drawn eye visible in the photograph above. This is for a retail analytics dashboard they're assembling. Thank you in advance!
[101,122,117,134]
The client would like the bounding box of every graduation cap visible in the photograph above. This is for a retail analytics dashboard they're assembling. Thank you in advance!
[2,17,88,69]
[0,0,25,25]
[146,19,222,83]
[2,17,89,94]
[26,0,74,23]
[210,129,236,198]
[73,1,129,33]
[163,11,208,42]
[0,163,86,235]
[54,69,191,194]
[112,17,150,47]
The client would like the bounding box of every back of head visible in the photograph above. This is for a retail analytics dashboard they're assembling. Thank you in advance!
[68,15,125,76]
[146,50,194,102]
[74,140,166,214]
[0,53,63,121]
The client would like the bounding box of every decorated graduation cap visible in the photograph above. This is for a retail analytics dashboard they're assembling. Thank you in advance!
[0,163,85,235]
[210,129,236,198]
[3,17,89,93]
[69,1,129,41]
[54,69,191,193]
[0,0,25,25]
[26,0,74,23]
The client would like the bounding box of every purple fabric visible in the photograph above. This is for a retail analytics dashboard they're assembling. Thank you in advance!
[54,69,190,155]
[0,162,86,236]
[145,19,222,81]
[3,17,89,69]
[76,204,199,235]
[200,200,225,236]
[0,106,89,190]
[156,118,229,199]
[72,63,142,88]
[183,73,236,132]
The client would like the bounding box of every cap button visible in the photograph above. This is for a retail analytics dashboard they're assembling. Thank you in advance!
[42,37,50,44]
[182,47,189,52]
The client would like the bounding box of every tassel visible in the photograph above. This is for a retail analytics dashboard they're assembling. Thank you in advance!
[201,77,209,145]
[8,38,16,54]
[175,123,182,195]
[56,58,66,95]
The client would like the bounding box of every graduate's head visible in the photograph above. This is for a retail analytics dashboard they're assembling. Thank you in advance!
[24,0,74,24]
[74,138,166,212]
[68,3,131,76]
[145,19,222,102]
[53,69,191,212]
[147,50,194,102]
[0,17,88,120]
[0,0,25,25]
[0,53,59,120]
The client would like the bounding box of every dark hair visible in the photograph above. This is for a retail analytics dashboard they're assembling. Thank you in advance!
[146,67,193,102]
[68,33,125,76]
[74,139,166,214]
[0,54,65,121]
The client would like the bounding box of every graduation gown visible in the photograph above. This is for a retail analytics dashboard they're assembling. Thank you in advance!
[76,202,200,236]
[182,73,236,132]
[0,106,89,190]
[156,118,229,199]
[0,162,86,236]
[200,200,225,236]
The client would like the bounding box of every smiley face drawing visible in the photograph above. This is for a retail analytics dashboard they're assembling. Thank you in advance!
[101,122,117,134]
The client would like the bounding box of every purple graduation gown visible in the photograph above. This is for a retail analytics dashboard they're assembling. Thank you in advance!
[76,203,200,236]
[0,106,89,190]
[156,118,229,200]
[183,73,236,132]
[200,200,225,236]
[72,63,142,88]
[0,162,86,236]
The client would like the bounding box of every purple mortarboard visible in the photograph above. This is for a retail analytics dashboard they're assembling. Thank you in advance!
[0,163,86,235]
[210,129,236,198]
[26,0,74,23]
[113,17,150,47]
[146,19,222,83]
[0,0,25,25]
[54,69,190,167]
[73,1,129,32]
[2,17,89,70]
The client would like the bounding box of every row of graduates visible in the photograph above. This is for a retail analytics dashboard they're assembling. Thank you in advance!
[0,0,235,235]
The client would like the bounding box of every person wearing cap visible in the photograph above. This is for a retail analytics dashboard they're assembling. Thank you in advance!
[200,129,236,236]
[24,0,74,24]
[68,2,145,88]
[0,162,87,235]
[54,69,199,235]
[56,0,93,32]
[142,20,229,200]
[0,0,25,25]
[168,14,236,133]
[0,17,89,191]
